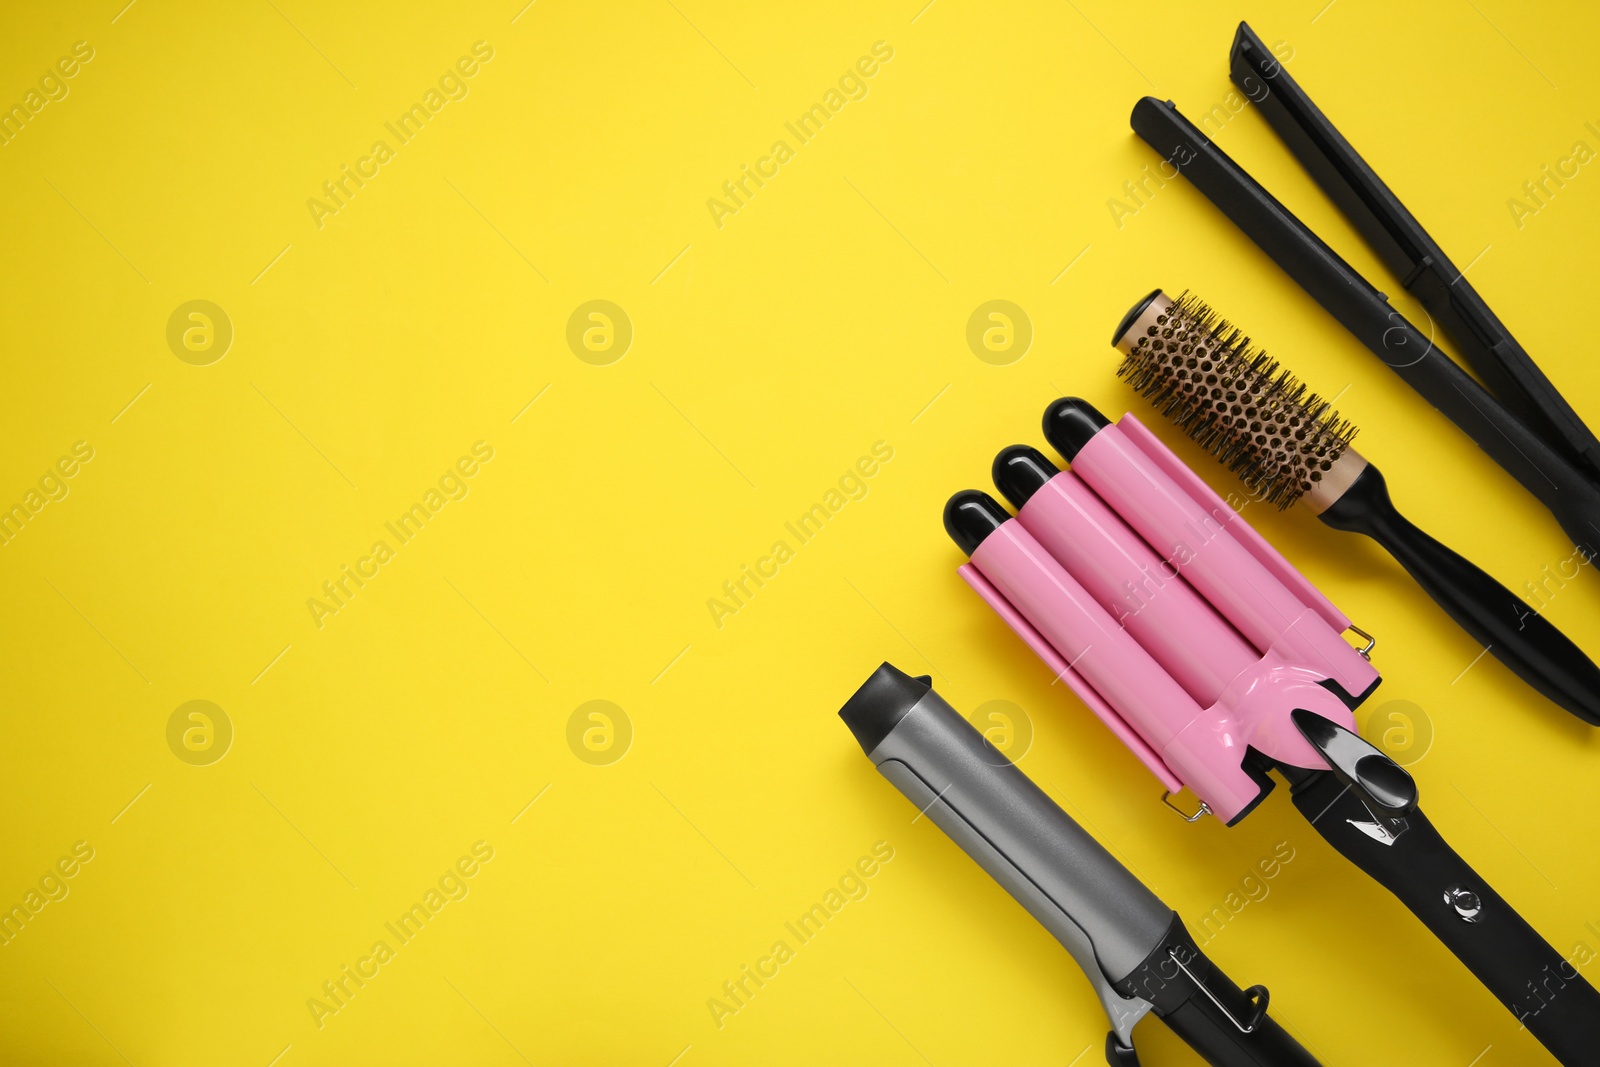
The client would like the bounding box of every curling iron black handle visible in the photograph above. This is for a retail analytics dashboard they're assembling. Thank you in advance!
[1113,915,1321,1067]
[1319,464,1600,725]
[1157,976,1318,1067]
[1291,773,1600,1066]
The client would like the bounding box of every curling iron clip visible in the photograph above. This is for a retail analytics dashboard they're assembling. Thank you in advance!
[1290,708,1416,842]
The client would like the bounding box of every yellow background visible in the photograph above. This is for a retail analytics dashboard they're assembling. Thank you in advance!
[3,1,1599,1064]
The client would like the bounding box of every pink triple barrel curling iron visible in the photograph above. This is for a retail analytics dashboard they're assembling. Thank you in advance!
[943,398,1600,1065]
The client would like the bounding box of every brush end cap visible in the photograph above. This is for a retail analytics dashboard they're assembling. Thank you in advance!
[992,445,1059,510]
[1113,289,1163,347]
[1043,398,1111,461]
[839,662,930,755]
[944,490,1010,556]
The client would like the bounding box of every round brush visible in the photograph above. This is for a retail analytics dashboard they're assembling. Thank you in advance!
[1108,288,1600,726]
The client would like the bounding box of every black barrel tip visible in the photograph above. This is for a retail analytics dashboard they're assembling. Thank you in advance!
[839,662,931,755]
[943,490,1011,556]
[1113,289,1163,347]
[992,445,1058,511]
[1042,398,1111,461]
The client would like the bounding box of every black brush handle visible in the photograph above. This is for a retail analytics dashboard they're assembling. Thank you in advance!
[1128,96,1600,556]
[1319,464,1600,724]
[1292,772,1600,1066]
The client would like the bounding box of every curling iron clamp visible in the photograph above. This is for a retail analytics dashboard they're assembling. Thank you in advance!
[944,399,1600,1064]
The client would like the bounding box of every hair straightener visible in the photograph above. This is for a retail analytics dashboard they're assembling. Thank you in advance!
[943,398,1600,1064]
[840,662,1321,1067]
[1111,288,1600,725]
[1126,22,1600,557]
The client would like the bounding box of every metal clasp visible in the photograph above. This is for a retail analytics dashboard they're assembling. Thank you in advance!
[1167,949,1270,1034]
[1346,624,1376,660]
[1161,791,1211,823]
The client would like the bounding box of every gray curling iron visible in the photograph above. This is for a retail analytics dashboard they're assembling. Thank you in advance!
[840,662,1321,1067]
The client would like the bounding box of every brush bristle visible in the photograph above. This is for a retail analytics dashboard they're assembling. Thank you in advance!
[1115,292,1358,508]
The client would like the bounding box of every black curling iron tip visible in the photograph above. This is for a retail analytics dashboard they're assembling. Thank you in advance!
[838,662,930,755]
[1043,398,1111,461]
[992,445,1059,511]
[943,489,1011,557]
[1113,289,1163,347]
